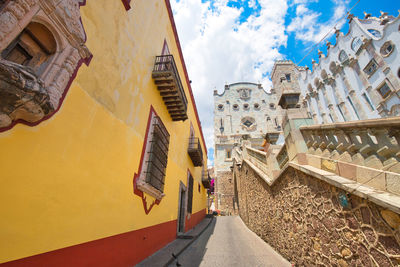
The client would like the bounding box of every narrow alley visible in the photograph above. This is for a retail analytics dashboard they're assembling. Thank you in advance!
[168,216,291,267]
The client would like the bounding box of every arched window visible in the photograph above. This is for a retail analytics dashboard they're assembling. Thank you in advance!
[367,29,382,38]
[338,50,348,63]
[254,103,260,110]
[243,103,249,110]
[2,22,57,75]
[232,104,239,110]
[351,37,362,52]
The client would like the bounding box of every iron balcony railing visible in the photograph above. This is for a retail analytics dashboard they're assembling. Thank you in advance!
[152,55,188,121]
[202,168,211,189]
[188,137,203,167]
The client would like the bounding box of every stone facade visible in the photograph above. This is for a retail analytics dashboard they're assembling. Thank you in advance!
[213,63,302,214]
[299,12,400,124]
[235,161,400,266]
[213,82,282,173]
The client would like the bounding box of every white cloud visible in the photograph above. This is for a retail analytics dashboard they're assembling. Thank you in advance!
[287,0,348,43]
[248,0,257,8]
[171,0,288,164]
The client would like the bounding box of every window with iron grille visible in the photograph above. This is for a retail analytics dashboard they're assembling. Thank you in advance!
[136,110,170,200]
[187,174,194,214]
[145,116,170,192]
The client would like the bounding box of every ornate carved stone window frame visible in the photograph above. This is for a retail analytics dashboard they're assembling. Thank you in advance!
[376,80,393,99]
[380,41,395,58]
[363,59,378,78]
[0,0,91,131]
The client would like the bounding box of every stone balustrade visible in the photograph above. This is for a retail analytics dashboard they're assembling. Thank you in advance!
[231,111,400,209]
[276,145,289,169]
[232,146,242,165]
[300,117,400,173]
[245,146,270,175]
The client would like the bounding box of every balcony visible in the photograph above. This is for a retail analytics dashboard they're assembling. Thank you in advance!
[202,169,211,189]
[152,55,188,121]
[188,137,203,167]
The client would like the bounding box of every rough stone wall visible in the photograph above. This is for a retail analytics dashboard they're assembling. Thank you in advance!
[215,171,238,215]
[235,162,400,266]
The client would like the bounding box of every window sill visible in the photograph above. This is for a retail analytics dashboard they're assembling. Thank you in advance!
[136,178,165,200]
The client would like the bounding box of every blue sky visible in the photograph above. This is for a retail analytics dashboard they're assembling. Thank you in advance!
[282,0,399,68]
[171,0,399,166]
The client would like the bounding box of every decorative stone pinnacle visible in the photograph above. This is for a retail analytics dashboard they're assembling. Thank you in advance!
[326,40,332,49]
[363,12,371,19]
[347,13,354,22]
[334,28,341,38]
[380,11,388,17]
[318,50,324,58]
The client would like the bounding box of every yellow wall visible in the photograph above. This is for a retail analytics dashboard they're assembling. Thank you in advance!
[0,0,207,263]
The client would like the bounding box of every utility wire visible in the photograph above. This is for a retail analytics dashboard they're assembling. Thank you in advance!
[296,0,361,66]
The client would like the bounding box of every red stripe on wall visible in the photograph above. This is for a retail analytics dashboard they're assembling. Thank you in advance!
[1,209,207,267]
[185,208,206,233]
[1,220,177,267]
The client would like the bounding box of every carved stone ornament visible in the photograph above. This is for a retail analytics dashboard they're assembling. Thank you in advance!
[0,0,91,130]
[238,88,251,100]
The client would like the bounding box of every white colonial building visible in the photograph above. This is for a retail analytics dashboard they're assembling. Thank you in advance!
[299,11,400,124]
[213,83,280,172]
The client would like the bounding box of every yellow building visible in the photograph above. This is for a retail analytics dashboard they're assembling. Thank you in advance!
[0,0,208,265]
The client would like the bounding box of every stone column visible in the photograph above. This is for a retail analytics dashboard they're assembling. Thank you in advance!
[329,79,351,121]
[338,64,367,120]
[306,93,319,124]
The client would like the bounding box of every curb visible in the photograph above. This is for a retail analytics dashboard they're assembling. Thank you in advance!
[163,216,215,267]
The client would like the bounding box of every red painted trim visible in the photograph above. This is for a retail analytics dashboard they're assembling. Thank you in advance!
[121,0,131,11]
[185,208,206,233]
[0,1,92,133]
[132,106,162,214]
[164,0,207,156]
[0,219,177,267]
[1,209,207,267]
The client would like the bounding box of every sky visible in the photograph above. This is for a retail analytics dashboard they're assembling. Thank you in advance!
[169,0,399,166]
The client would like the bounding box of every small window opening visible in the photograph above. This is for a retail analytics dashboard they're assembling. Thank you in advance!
[2,22,56,75]
[377,82,391,98]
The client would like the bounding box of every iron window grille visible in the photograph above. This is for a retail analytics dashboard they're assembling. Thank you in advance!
[136,112,170,200]
[145,116,170,192]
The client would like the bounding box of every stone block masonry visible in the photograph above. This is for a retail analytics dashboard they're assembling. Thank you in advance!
[235,161,400,266]
[215,171,238,215]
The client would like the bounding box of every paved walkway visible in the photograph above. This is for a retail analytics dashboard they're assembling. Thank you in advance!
[170,216,291,267]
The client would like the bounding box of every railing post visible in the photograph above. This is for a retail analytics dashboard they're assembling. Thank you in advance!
[281,108,314,163]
